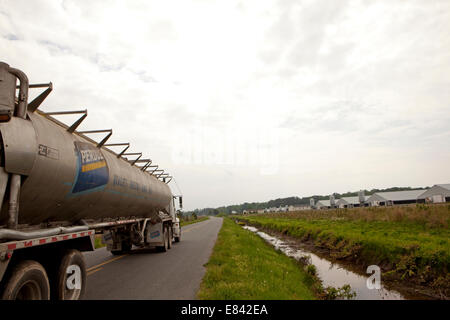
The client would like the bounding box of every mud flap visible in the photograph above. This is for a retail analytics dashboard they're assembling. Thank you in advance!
[146,223,164,247]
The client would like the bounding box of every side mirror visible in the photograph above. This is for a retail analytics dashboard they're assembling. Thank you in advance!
[179,196,183,209]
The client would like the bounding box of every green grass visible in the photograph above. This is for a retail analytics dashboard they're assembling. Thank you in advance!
[237,205,450,294]
[197,218,317,300]
[180,216,209,227]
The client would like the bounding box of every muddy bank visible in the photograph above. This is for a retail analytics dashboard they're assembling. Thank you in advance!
[240,221,443,299]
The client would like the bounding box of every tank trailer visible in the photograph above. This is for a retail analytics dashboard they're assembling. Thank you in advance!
[0,62,182,300]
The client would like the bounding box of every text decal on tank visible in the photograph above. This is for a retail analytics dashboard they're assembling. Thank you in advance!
[70,141,109,194]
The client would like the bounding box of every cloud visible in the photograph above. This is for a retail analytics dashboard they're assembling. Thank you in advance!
[4,34,19,40]
[1,0,449,210]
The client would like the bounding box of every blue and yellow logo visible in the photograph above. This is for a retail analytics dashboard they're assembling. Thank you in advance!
[71,141,109,194]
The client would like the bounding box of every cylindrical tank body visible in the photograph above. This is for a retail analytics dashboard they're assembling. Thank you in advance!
[0,111,172,226]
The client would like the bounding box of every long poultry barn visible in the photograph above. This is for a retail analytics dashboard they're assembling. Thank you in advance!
[365,189,427,206]
[417,184,450,204]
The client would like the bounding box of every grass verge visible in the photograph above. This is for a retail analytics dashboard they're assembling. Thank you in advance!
[237,205,450,297]
[180,216,209,227]
[197,218,317,299]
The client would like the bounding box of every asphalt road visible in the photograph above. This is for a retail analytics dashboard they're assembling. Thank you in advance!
[82,217,223,299]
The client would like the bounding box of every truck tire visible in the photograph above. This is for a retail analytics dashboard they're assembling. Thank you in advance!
[168,226,173,249]
[157,227,168,252]
[1,260,50,300]
[111,240,132,255]
[122,241,132,252]
[52,249,86,300]
[175,230,181,243]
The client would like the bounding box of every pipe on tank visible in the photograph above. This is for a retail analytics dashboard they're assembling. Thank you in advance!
[7,174,20,229]
[0,168,8,211]
[7,66,28,119]
[5,66,28,229]
[0,225,89,241]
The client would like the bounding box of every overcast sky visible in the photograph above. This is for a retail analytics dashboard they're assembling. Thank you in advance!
[1,0,449,210]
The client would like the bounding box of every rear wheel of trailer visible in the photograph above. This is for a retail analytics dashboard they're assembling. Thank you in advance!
[1,260,50,300]
[168,226,173,249]
[50,249,87,300]
[111,240,132,256]
[157,226,169,252]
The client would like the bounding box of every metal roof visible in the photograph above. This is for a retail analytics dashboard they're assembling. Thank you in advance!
[417,184,450,199]
[316,200,336,207]
[367,190,426,202]
[336,196,368,205]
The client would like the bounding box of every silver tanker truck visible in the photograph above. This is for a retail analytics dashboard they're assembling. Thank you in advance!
[0,62,182,300]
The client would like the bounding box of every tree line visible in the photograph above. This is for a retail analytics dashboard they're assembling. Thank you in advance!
[185,186,429,216]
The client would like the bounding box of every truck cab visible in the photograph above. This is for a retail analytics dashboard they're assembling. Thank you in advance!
[171,196,182,242]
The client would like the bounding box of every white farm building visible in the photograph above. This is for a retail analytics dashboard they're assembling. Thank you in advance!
[315,200,334,209]
[336,196,369,208]
[417,184,450,203]
[366,189,427,206]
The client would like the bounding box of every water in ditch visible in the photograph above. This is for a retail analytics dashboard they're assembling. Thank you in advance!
[243,225,405,300]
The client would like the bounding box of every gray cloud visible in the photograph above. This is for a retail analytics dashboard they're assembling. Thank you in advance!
[4,33,19,40]
[1,0,449,210]
[39,40,73,55]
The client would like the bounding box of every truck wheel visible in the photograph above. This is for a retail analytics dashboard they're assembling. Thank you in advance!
[1,260,50,300]
[52,249,86,300]
[168,227,173,249]
[157,227,168,252]
[174,231,181,243]
[122,241,132,252]
[111,240,132,255]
